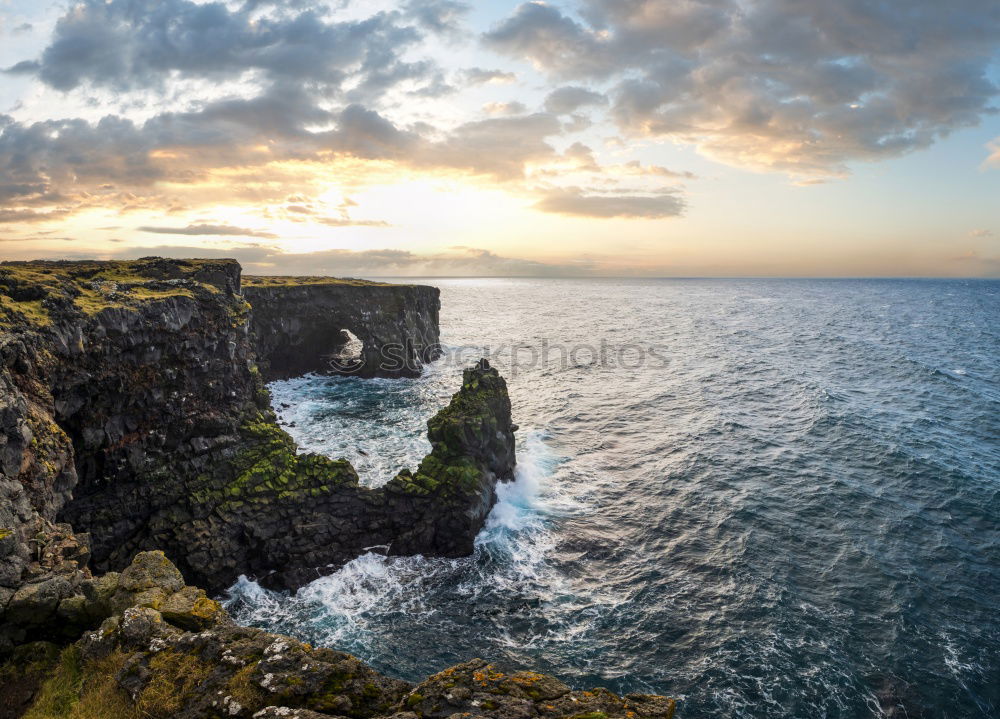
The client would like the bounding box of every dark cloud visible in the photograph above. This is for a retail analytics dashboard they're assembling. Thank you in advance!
[544,86,607,114]
[535,187,685,218]
[138,224,278,238]
[0,208,73,224]
[3,60,40,75]
[14,0,427,93]
[487,0,1000,174]
[484,2,613,79]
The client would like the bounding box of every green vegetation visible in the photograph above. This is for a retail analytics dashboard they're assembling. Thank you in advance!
[19,645,140,719]
[191,414,360,507]
[0,258,236,328]
[136,648,214,717]
[243,274,395,288]
[387,366,508,498]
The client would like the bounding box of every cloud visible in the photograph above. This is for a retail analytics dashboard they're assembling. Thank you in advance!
[968,228,994,238]
[460,67,517,85]
[404,0,470,35]
[535,187,685,218]
[3,60,40,75]
[483,101,528,116]
[544,86,608,114]
[0,83,572,228]
[315,217,390,227]
[487,0,1000,175]
[617,161,696,180]
[0,208,73,224]
[277,199,391,227]
[13,0,427,94]
[138,224,278,238]
[430,113,562,178]
[89,244,593,277]
[986,137,1000,168]
[484,2,613,79]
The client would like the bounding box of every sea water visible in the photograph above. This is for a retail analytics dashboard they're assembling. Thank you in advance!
[225,278,1000,718]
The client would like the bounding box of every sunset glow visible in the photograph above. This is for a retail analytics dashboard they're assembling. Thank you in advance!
[1,0,999,276]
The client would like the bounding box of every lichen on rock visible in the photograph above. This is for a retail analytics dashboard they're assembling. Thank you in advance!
[1,553,676,719]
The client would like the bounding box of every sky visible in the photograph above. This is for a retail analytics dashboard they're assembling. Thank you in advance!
[0,0,999,277]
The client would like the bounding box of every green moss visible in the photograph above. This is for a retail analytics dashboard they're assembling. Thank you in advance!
[0,527,12,540]
[0,258,237,328]
[406,693,425,707]
[386,366,509,499]
[228,297,252,328]
[0,296,51,326]
[199,416,360,507]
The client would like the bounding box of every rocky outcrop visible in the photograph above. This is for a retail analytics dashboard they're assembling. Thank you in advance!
[156,358,516,592]
[0,552,677,719]
[0,258,257,650]
[0,259,509,638]
[242,277,440,380]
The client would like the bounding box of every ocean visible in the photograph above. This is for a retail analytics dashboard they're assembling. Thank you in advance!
[224,278,1000,718]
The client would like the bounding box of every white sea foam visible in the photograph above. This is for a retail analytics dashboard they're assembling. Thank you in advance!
[224,428,569,658]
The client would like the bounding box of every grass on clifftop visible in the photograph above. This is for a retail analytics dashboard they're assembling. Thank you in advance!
[242,275,394,288]
[0,258,235,328]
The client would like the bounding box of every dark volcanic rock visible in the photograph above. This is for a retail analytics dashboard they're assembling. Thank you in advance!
[167,358,516,592]
[242,277,440,380]
[0,259,510,632]
[0,552,677,719]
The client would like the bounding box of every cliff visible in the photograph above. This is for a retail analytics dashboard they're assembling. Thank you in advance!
[242,276,440,380]
[0,258,677,719]
[0,258,502,634]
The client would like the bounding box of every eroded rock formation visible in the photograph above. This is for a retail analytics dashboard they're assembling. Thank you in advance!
[0,258,677,718]
[0,259,504,634]
[242,276,440,380]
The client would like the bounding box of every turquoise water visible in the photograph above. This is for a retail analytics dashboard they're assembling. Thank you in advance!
[226,278,1000,718]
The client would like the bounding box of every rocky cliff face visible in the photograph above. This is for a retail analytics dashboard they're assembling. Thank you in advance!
[0,259,502,639]
[0,258,257,649]
[242,277,440,380]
